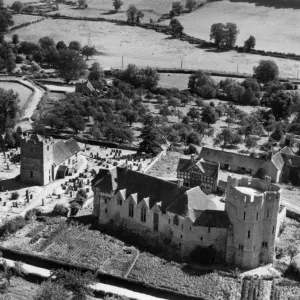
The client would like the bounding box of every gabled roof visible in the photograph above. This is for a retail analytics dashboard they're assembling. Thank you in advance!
[199,147,266,171]
[166,187,217,222]
[194,210,231,228]
[53,138,81,165]
[177,158,218,177]
[29,134,42,142]
[280,146,295,156]
[271,152,284,171]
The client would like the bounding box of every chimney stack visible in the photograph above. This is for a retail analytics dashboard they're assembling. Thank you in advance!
[177,179,184,188]
[191,154,196,164]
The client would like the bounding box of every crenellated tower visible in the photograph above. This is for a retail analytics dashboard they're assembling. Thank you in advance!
[225,175,282,269]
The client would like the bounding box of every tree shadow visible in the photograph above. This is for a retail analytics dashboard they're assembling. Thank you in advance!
[229,0,300,9]
[0,177,34,192]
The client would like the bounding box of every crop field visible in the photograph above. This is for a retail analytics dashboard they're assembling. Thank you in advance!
[6,18,300,79]
[0,81,33,110]
[166,0,300,55]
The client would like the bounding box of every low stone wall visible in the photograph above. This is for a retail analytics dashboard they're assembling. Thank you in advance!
[143,150,166,174]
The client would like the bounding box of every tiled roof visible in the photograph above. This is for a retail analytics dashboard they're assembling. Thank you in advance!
[92,167,189,211]
[177,158,218,177]
[53,138,80,165]
[194,210,231,228]
[199,147,266,171]
[166,187,217,222]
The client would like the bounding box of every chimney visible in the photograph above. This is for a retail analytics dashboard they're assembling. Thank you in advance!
[177,179,184,188]
[191,154,196,164]
[285,137,292,147]
[264,175,271,184]
[268,151,273,160]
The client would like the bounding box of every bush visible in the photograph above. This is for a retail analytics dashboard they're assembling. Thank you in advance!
[11,191,19,200]
[0,216,26,236]
[15,55,25,63]
[52,204,69,217]
[25,209,37,221]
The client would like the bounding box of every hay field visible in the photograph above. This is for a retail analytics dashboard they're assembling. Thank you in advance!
[7,18,300,78]
[165,0,300,54]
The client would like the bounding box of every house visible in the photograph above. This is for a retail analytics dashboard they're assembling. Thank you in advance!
[75,80,97,96]
[199,147,284,183]
[176,154,219,194]
[92,167,286,269]
[20,134,81,186]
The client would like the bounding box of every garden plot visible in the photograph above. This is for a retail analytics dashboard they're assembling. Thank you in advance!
[6,18,300,79]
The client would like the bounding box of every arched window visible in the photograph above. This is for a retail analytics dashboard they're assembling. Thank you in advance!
[141,206,146,223]
[243,212,246,220]
[256,212,258,220]
[248,230,251,239]
[129,201,134,218]
[173,215,179,226]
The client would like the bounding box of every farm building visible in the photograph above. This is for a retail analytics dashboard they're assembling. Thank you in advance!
[92,167,286,269]
[20,134,81,186]
[199,147,284,183]
[176,154,219,194]
[75,79,107,96]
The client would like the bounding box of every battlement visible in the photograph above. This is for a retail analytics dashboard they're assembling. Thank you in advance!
[21,134,53,145]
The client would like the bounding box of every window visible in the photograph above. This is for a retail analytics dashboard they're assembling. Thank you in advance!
[262,242,268,248]
[181,224,183,230]
[190,227,191,231]
[117,198,122,206]
[30,171,33,178]
[105,208,108,213]
[180,235,182,239]
[243,212,246,220]
[200,237,203,241]
[47,145,49,151]
[173,215,179,226]
[248,230,251,239]
[129,201,134,218]
[272,226,275,234]
[267,209,269,218]
[179,243,181,247]
[141,206,146,223]
[208,227,211,233]
[256,212,258,221]
[104,198,107,204]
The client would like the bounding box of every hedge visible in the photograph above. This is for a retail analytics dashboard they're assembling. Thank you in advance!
[10,18,45,31]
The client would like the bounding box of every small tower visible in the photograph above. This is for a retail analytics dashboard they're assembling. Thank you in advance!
[225,175,282,269]
[20,134,54,185]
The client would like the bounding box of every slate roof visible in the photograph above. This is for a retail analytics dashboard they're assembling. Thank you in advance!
[194,210,231,228]
[53,138,80,165]
[166,186,217,222]
[199,147,266,171]
[92,167,217,215]
[177,157,219,177]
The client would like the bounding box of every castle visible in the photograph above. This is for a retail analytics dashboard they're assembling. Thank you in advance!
[92,167,286,269]
[20,134,81,186]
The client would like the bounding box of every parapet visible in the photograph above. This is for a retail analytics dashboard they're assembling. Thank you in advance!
[21,134,53,145]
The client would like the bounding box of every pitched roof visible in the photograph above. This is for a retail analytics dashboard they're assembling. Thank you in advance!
[166,186,217,222]
[199,147,266,171]
[177,157,218,177]
[271,152,285,170]
[53,138,81,165]
[194,210,231,228]
[280,146,295,156]
[29,134,42,142]
[92,167,210,211]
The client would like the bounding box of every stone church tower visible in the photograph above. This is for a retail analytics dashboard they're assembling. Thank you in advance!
[20,134,54,186]
[225,176,283,269]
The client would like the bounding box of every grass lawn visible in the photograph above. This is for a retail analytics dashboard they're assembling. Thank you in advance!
[6,18,300,79]
[162,0,300,55]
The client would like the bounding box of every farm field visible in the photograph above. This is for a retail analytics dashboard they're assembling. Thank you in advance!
[10,14,43,27]
[165,0,300,55]
[0,81,33,109]
[6,18,300,79]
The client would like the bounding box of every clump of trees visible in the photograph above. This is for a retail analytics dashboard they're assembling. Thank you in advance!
[112,0,124,12]
[126,5,144,24]
[244,35,256,52]
[169,18,184,36]
[11,1,24,13]
[253,60,279,84]
[210,22,239,49]
[170,2,183,17]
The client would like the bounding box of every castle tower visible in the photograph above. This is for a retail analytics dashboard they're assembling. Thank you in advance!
[225,176,282,269]
[20,134,54,186]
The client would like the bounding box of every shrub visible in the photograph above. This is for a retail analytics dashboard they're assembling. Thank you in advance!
[0,216,26,236]
[25,209,37,221]
[52,204,69,217]
[11,191,19,200]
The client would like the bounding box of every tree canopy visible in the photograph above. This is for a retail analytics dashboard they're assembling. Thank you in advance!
[253,60,279,84]
[188,70,216,99]
[112,0,124,11]
[210,22,239,49]
[169,18,184,36]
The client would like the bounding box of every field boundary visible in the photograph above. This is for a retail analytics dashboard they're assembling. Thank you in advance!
[10,17,46,32]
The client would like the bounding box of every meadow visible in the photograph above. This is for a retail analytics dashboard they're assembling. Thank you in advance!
[6,18,300,79]
[166,0,300,55]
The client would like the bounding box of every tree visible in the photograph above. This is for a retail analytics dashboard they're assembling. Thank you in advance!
[78,0,87,9]
[244,35,256,52]
[69,41,81,52]
[139,125,162,155]
[57,49,88,83]
[88,62,104,81]
[12,34,19,45]
[68,115,85,134]
[2,260,25,287]
[245,136,257,151]
[171,2,183,16]
[264,114,276,136]
[186,0,197,12]
[112,0,124,12]
[136,10,144,24]
[225,22,239,48]
[0,0,4,9]
[39,36,55,53]
[186,131,201,145]
[201,105,217,127]
[188,70,216,99]
[241,77,260,98]
[56,41,67,51]
[193,120,206,136]
[0,11,14,32]
[169,18,184,36]
[253,60,279,84]
[122,109,138,126]
[168,97,180,111]
[34,281,69,300]
[187,107,200,122]
[126,5,137,23]
[243,87,256,105]
[11,1,24,13]
[4,129,15,148]
[214,128,240,150]
[270,123,284,142]
[269,91,294,120]
[210,23,226,49]
[6,52,16,72]
[82,45,97,60]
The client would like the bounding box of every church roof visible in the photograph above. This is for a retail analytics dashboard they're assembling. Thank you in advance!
[53,138,81,165]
